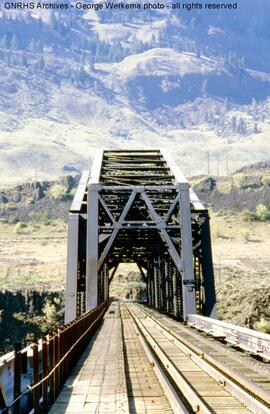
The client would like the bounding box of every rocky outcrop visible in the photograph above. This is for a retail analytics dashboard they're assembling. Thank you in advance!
[0,175,80,223]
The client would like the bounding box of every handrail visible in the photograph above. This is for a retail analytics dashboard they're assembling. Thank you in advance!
[0,302,108,414]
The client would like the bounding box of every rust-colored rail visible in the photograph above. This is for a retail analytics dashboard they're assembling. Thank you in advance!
[2,302,108,414]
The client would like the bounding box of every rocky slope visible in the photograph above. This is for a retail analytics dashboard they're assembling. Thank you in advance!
[0,175,79,223]
[1,159,269,226]
[191,161,270,212]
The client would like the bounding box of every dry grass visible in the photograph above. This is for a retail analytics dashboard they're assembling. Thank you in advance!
[210,211,270,325]
[0,220,67,290]
[0,211,269,328]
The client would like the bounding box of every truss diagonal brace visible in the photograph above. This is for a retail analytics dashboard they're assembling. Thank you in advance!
[141,192,183,273]
[98,195,117,225]
[162,195,179,224]
[97,191,136,272]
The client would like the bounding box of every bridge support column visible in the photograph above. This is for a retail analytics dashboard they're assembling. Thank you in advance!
[86,183,99,310]
[179,185,196,320]
[200,212,217,318]
[167,259,174,314]
[160,257,166,311]
[153,261,158,309]
[164,260,169,313]
[65,213,79,323]
[156,256,162,310]
[104,264,109,301]
[172,267,177,318]
[148,262,155,308]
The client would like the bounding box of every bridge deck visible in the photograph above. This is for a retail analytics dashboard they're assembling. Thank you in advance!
[50,303,129,414]
[49,302,174,414]
[49,301,270,414]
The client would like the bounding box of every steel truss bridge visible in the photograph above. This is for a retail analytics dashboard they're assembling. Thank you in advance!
[65,149,216,323]
[1,149,270,414]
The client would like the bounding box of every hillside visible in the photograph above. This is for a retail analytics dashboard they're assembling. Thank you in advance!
[0,1,270,184]
[190,160,270,212]
[1,160,269,225]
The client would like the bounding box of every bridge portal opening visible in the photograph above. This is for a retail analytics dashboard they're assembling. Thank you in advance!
[65,150,217,323]
[109,263,147,301]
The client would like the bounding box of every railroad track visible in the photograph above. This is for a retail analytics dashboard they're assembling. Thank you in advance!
[48,301,270,414]
[123,302,270,414]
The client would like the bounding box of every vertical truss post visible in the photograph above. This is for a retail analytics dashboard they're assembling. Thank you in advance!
[163,258,168,312]
[160,257,165,311]
[86,183,99,310]
[200,212,217,318]
[77,216,87,317]
[150,262,155,307]
[175,268,182,320]
[167,259,174,314]
[65,213,79,323]
[147,262,151,306]
[104,263,109,301]
[179,184,196,319]
[172,267,177,317]
[153,260,158,309]
[157,258,161,310]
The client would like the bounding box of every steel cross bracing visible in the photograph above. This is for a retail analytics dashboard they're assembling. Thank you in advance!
[65,150,217,323]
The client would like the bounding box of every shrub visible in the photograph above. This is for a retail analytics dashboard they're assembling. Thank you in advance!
[50,183,67,200]
[261,176,270,187]
[241,209,256,222]
[14,222,27,234]
[69,187,76,196]
[255,317,270,334]
[43,219,52,226]
[234,173,247,189]
[255,204,270,221]
[241,229,250,242]
[215,210,225,217]
[215,227,223,238]
[43,300,57,324]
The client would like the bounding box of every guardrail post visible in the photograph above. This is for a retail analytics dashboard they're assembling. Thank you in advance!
[58,328,64,388]
[21,350,28,374]
[13,342,22,413]
[42,337,48,413]
[54,332,59,397]
[33,337,41,414]
[48,333,54,404]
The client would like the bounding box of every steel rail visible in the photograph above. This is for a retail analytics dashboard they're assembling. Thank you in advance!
[119,304,188,414]
[125,303,213,414]
[127,303,270,414]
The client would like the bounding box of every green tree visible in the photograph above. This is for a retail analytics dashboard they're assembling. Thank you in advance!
[43,300,57,325]
[261,176,270,186]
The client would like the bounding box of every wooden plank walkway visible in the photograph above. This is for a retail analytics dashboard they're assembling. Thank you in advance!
[49,302,129,414]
